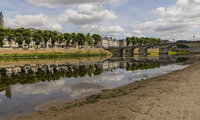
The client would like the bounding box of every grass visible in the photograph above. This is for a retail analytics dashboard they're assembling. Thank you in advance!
[0,52,111,59]
[147,52,159,55]
[168,51,190,55]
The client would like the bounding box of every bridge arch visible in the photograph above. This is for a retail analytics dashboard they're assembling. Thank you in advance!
[166,43,190,49]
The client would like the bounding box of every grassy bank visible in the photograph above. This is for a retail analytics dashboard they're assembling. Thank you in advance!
[147,51,190,55]
[168,51,190,55]
[147,52,159,55]
[0,48,112,59]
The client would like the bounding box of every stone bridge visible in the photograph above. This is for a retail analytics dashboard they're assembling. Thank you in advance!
[106,41,200,57]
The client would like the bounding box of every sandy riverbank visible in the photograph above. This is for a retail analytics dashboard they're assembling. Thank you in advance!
[0,48,111,55]
[15,62,200,120]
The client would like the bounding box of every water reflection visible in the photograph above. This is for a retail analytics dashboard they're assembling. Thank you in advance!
[0,55,196,119]
[0,61,162,89]
[0,86,12,99]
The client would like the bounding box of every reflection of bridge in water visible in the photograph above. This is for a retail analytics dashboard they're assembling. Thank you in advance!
[106,41,200,57]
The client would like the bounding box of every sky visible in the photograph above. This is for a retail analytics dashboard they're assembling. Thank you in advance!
[1,0,200,40]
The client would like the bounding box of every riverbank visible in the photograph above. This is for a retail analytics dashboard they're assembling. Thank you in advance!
[0,48,112,59]
[0,56,111,67]
[15,60,200,120]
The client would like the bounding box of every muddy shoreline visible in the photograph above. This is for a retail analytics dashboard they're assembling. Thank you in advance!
[14,60,200,120]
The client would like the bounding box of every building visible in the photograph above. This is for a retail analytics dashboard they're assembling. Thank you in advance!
[97,37,120,48]
[119,39,127,47]
[0,12,5,28]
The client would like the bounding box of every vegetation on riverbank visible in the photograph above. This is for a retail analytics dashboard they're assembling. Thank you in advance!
[0,52,109,59]
[168,51,190,55]
[147,52,159,55]
[147,51,190,55]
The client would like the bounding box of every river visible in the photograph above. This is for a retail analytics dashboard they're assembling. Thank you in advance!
[0,55,198,119]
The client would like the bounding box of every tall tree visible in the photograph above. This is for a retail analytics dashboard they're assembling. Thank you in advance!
[63,33,71,47]
[77,33,86,45]
[33,30,43,48]
[15,28,24,47]
[6,29,15,47]
[126,37,131,46]
[49,31,59,47]
[43,30,50,48]
[92,34,101,45]
[86,33,94,46]
[0,27,5,47]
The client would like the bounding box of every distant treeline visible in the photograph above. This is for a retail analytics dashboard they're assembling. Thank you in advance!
[126,36,161,46]
[0,27,101,47]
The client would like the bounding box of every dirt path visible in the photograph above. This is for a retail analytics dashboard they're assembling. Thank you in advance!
[15,62,200,120]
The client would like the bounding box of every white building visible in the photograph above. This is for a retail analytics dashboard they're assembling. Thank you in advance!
[97,37,120,48]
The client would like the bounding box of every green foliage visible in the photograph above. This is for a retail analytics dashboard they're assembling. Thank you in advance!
[0,27,6,47]
[43,30,50,47]
[33,30,43,47]
[92,34,101,45]
[86,33,94,46]
[58,33,64,44]
[0,27,102,48]
[126,36,161,46]
[77,33,86,45]
[0,52,110,59]
[63,33,71,46]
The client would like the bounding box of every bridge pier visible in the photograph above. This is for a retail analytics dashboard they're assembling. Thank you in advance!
[159,48,168,54]
[189,46,200,54]
[139,48,148,55]
[124,48,134,57]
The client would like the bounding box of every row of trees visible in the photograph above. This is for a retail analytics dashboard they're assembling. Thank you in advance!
[126,36,161,47]
[0,27,102,48]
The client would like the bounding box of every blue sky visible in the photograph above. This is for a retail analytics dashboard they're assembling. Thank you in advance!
[1,0,200,40]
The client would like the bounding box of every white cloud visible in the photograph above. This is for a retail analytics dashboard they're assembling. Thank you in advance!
[81,25,124,36]
[132,30,145,37]
[26,0,115,8]
[13,79,104,97]
[124,30,145,38]
[6,14,62,31]
[58,4,117,25]
[133,0,200,40]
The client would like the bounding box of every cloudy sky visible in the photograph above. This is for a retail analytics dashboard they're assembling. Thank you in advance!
[1,0,200,40]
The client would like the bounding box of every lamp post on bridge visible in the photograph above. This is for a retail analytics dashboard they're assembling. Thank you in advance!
[193,35,196,41]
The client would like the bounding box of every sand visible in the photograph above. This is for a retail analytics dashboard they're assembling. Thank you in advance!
[0,48,111,55]
[15,62,200,120]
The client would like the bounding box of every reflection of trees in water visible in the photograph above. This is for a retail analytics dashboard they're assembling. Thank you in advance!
[0,86,12,99]
[0,64,103,88]
[126,62,160,71]
[0,61,160,88]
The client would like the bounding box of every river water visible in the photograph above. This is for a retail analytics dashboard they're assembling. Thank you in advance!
[0,55,198,119]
